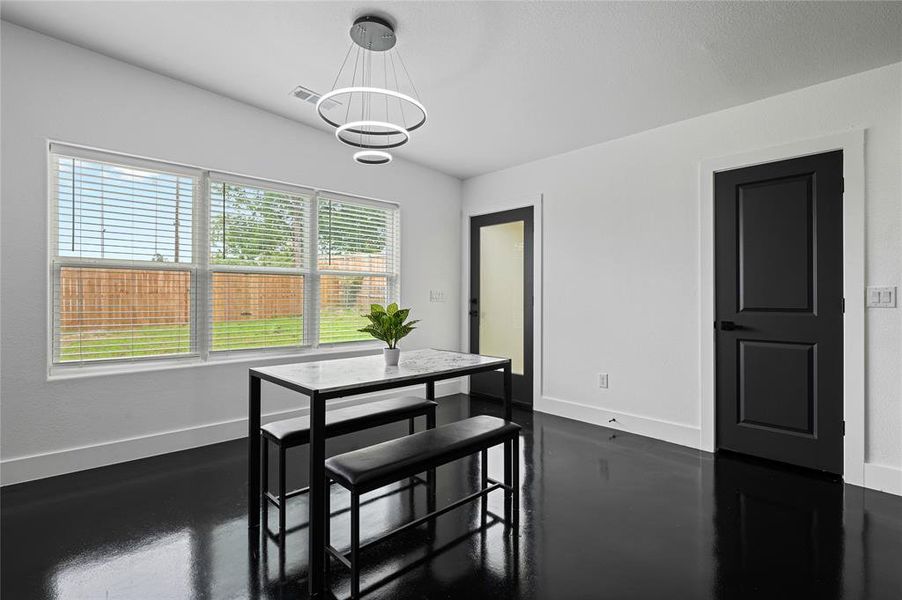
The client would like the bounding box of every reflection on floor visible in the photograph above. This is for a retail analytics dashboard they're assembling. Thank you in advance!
[2,394,900,599]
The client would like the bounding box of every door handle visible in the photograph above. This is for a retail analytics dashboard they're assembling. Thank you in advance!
[719,320,741,331]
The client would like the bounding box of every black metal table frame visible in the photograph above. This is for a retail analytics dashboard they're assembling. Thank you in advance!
[248,357,513,598]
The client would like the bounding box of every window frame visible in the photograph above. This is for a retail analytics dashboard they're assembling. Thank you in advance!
[47,143,401,376]
[47,144,204,367]
[315,191,401,348]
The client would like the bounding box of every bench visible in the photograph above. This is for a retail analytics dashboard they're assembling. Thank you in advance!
[260,396,437,537]
[323,415,520,598]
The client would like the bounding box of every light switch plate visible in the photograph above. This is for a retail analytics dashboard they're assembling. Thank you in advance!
[429,290,446,303]
[866,286,897,308]
[598,373,609,389]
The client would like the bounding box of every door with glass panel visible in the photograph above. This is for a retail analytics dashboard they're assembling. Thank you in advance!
[469,207,534,406]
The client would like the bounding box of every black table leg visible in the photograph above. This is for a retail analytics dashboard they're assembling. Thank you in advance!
[503,363,512,421]
[248,374,261,530]
[247,526,260,598]
[425,380,437,513]
[503,363,513,530]
[308,391,325,597]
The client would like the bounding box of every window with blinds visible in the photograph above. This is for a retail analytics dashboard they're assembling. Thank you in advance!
[209,178,311,352]
[318,195,400,344]
[48,145,400,370]
[50,149,198,364]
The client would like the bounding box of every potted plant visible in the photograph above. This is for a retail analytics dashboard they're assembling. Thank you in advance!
[359,303,419,366]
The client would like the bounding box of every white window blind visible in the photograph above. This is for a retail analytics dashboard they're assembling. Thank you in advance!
[48,145,400,370]
[317,194,400,344]
[208,178,311,352]
[50,148,198,364]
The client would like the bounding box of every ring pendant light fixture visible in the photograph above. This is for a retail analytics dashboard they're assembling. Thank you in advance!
[353,150,393,165]
[316,15,426,165]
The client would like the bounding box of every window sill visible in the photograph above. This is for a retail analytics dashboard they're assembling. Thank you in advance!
[46,341,384,382]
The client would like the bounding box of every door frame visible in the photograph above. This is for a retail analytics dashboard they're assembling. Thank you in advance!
[468,207,535,405]
[461,194,543,408]
[699,130,865,486]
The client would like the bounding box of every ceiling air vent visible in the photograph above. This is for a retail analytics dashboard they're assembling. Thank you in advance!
[290,85,340,111]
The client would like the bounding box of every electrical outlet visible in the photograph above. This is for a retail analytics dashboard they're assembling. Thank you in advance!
[866,286,896,308]
[598,373,609,389]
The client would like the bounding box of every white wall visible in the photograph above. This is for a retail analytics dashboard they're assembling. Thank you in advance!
[0,23,462,485]
[2,22,899,494]
[462,63,902,492]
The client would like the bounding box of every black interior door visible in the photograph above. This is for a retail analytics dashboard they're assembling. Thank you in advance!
[715,151,843,474]
[469,207,533,407]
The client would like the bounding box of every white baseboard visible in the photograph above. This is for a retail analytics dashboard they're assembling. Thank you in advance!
[539,395,902,497]
[8,383,896,497]
[537,395,701,450]
[863,462,902,496]
[0,379,462,487]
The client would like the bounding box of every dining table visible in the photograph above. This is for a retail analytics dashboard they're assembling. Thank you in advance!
[247,348,513,597]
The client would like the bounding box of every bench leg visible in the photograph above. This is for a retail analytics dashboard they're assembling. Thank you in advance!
[504,445,510,528]
[408,417,417,487]
[504,435,519,531]
[426,407,437,513]
[481,449,488,525]
[261,436,269,525]
[324,476,331,582]
[278,445,287,538]
[511,434,519,531]
[351,492,360,599]
[504,439,512,530]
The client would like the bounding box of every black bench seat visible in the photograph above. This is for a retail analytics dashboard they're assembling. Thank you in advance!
[261,396,437,445]
[326,415,520,493]
[324,415,520,599]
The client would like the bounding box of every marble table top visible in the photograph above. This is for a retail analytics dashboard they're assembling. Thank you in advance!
[250,348,509,395]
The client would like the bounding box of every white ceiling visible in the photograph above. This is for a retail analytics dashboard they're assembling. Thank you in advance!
[3,1,901,179]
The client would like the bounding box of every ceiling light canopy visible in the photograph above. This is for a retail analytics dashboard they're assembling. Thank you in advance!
[316,15,426,165]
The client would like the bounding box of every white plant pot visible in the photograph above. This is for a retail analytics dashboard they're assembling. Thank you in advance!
[383,347,400,366]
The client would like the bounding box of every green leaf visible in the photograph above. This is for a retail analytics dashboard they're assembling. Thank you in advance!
[370,303,385,314]
[386,302,398,315]
[395,320,419,342]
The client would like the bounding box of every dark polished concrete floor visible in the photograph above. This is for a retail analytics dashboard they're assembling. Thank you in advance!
[3,394,901,600]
